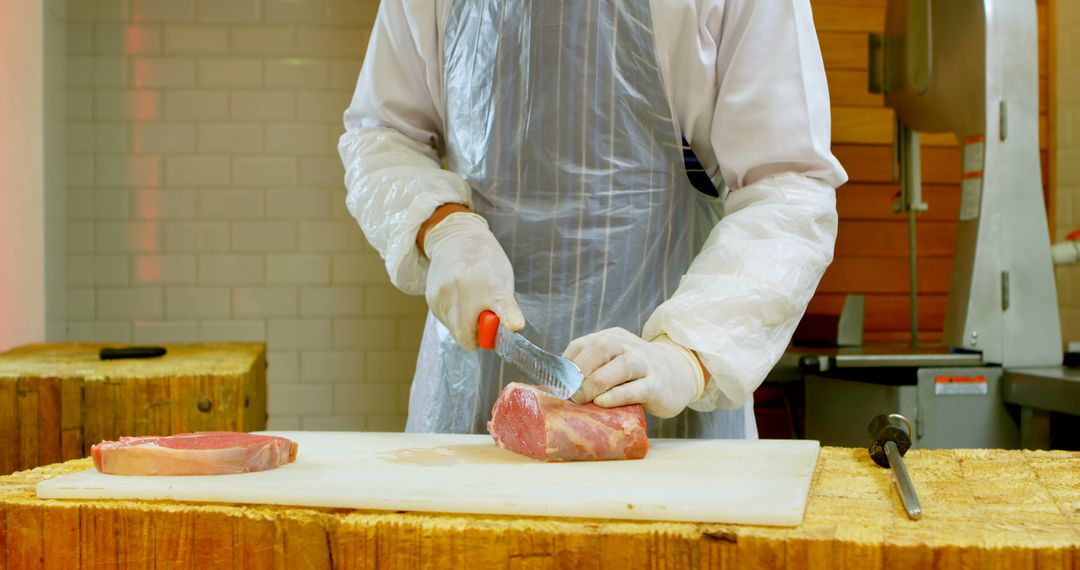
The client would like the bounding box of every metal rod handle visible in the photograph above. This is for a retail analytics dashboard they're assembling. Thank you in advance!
[897,123,925,347]
[885,440,923,520]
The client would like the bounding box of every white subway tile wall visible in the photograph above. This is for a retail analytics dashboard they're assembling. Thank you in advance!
[66,0,415,431]
[1058,4,1080,344]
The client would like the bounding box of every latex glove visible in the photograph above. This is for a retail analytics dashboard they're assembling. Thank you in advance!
[564,328,706,418]
[422,212,525,351]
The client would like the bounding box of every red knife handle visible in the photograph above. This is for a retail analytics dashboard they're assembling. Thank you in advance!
[478,310,499,350]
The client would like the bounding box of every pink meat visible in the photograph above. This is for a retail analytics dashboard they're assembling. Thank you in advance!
[486,382,649,462]
[91,431,298,476]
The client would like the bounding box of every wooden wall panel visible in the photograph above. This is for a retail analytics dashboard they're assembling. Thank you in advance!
[808,294,948,332]
[831,145,966,184]
[837,183,960,221]
[827,71,881,107]
[820,32,870,70]
[832,107,1048,148]
[810,0,1049,342]
[834,221,957,258]
[818,258,953,294]
[813,0,887,33]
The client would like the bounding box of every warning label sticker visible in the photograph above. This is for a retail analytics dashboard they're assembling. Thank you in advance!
[959,135,985,222]
[962,136,985,174]
[960,176,982,221]
[935,375,988,396]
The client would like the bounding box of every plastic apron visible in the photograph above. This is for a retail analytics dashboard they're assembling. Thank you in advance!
[406,0,748,438]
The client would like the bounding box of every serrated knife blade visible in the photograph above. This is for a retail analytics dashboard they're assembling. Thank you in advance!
[478,310,583,399]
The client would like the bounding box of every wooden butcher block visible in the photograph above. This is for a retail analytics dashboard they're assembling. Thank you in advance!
[0,342,267,476]
[37,431,820,526]
[5,447,1079,568]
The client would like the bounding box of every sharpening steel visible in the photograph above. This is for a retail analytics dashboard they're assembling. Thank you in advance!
[867,414,922,520]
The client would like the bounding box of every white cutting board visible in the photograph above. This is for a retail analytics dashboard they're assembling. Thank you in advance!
[37,432,820,526]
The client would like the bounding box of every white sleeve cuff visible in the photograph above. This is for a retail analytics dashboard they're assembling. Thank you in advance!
[651,334,706,404]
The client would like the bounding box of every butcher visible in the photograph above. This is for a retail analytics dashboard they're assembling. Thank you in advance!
[339,0,847,438]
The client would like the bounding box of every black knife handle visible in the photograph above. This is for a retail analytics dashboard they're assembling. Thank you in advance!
[99,346,167,360]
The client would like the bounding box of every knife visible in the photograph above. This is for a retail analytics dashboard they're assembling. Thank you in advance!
[477,310,584,399]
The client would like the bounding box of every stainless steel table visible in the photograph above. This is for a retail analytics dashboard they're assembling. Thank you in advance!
[1004,366,1080,449]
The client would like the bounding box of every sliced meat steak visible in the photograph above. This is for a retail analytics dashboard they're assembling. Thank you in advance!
[487,382,649,462]
[91,431,298,475]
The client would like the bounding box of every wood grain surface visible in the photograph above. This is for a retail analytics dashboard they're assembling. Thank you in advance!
[1,447,1076,569]
[0,343,267,476]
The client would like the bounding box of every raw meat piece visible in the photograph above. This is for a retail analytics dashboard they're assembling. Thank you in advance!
[91,431,298,476]
[487,382,649,462]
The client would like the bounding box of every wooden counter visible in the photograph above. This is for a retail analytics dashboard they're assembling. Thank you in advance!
[0,446,1076,569]
[0,343,267,476]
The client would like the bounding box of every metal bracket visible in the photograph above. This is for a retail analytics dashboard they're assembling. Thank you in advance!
[1001,271,1011,311]
[999,100,1008,141]
[868,33,886,94]
[907,0,933,94]
[889,413,916,439]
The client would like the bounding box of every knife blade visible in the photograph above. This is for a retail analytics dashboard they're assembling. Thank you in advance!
[477,310,584,399]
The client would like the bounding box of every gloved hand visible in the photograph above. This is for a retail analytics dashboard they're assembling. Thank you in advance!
[422,212,525,351]
[563,328,706,418]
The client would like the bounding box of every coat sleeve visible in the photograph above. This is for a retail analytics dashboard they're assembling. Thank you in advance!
[642,0,846,410]
[338,0,472,295]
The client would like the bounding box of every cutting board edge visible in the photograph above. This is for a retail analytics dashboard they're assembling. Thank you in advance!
[35,482,809,527]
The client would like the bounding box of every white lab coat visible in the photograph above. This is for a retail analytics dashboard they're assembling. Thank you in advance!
[339,0,848,425]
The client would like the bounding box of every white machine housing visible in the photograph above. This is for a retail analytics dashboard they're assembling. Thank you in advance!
[880,0,1062,366]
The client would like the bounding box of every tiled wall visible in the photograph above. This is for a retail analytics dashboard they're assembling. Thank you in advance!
[46,0,70,344]
[65,0,427,431]
[1056,0,1080,344]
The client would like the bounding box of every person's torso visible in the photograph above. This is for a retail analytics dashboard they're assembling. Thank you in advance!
[405,0,749,439]
[442,0,721,344]
[420,0,728,184]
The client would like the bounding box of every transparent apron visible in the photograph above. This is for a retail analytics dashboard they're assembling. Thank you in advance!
[406,0,748,438]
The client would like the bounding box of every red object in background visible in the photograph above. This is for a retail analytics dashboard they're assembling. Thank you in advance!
[1066,228,1080,241]
[753,385,799,439]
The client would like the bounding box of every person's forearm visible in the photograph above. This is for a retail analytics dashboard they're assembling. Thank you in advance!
[417,203,472,258]
[643,172,837,410]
